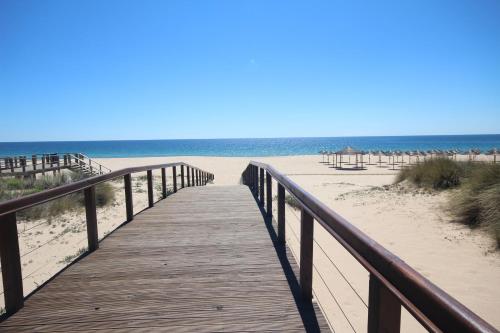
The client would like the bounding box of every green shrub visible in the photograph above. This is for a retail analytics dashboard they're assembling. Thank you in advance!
[95,182,115,207]
[397,160,500,246]
[396,158,463,189]
[59,247,87,264]
[285,194,301,210]
[451,163,500,246]
[0,173,116,220]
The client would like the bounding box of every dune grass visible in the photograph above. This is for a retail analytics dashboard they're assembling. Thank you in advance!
[395,158,465,189]
[0,173,115,220]
[397,159,500,246]
[450,163,500,245]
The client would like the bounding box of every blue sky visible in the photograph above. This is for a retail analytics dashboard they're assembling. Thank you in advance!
[1,0,499,141]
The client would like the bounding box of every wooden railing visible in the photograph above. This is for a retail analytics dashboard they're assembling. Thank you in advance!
[242,161,497,333]
[0,153,111,176]
[0,162,214,316]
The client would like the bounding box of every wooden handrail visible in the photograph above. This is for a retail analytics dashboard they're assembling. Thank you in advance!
[242,161,497,333]
[0,162,214,316]
[0,162,213,217]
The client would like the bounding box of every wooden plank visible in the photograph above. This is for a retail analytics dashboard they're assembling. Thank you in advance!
[0,186,329,332]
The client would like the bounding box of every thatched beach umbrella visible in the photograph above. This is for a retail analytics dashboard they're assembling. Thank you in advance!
[383,151,397,170]
[486,148,498,164]
[371,150,385,168]
[319,150,326,163]
[405,151,415,165]
[334,146,364,169]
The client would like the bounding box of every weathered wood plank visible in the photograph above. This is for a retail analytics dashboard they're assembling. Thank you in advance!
[0,185,329,332]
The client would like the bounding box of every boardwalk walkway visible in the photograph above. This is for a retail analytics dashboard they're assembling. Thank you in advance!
[0,185,329,332]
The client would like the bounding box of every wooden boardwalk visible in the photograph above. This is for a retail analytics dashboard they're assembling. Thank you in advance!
[0,185,329,332]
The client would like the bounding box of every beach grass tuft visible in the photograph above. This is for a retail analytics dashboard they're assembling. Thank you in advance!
[0,173,115,220]
[285,194,301,210]
[450,163,500,246]
[396,158,463,189]
[397,159,500,245]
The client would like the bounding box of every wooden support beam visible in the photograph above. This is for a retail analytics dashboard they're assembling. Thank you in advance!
[259,168,264,205]
[0,212,24,314]
[172,166,177,192]
[147,170,154,208]
[277,183,285,243]
[368,273,401,333]
[181,165,185,188]
[161,168,167,198]
[84,187,99,252]
[300,208,314,301]
[124,174,133,221]
[266,171,272,217]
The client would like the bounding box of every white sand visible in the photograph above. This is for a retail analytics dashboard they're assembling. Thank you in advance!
[2,155,498,332]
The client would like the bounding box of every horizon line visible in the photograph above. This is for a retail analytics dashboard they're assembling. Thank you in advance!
[1,133,500,144]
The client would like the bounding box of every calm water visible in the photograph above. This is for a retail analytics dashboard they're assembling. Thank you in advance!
[0,135,499,158]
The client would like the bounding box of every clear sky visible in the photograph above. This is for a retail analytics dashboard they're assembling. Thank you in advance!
[1,0,499,141]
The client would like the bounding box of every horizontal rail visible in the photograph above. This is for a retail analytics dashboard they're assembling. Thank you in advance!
[0,162,212,217]
[243,161,497,333]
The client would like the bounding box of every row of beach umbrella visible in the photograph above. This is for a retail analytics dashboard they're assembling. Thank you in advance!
[319,147,499,170]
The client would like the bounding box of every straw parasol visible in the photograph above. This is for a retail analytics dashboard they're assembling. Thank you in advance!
[372,150,385,168]
[334,146,364,170]
[486,148,498,164]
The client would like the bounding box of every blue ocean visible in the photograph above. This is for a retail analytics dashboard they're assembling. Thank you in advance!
[0,135,499,158]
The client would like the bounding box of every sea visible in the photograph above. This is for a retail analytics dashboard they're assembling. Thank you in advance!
[0,135,499,158]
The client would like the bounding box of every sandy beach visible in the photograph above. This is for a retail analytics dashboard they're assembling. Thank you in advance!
[2,155,499,331]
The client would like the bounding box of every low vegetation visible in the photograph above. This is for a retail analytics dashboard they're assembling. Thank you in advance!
[0,172,115,220]
[59,247,87,264]
[284,194,301,210]
[395,158,465,189]
[397,159,500,246]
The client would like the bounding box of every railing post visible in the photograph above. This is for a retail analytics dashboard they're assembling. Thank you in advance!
[181,165,185,188]
[124,173,133,221]
[300,208,314,301]
[266,171,272,217]
[32,155,37,171]
[368,274,401,333]
[277,183,285,243]
[254,166,258,196]
[259,168,265,205]
[187,167,191,186]
[41,156,45,175]
[161,167,167,198]
[196,170,199,186]
[173,166,177,192]
[0,212,24,314]
[84,186,99,252]
[147,170,154,208]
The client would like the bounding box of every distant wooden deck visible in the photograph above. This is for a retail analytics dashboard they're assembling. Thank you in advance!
[0,185,329,332]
